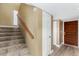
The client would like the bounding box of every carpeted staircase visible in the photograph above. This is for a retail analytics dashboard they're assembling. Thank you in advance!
[0,26,31,56]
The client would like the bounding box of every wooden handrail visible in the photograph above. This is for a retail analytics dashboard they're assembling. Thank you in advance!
[17,14,34,39]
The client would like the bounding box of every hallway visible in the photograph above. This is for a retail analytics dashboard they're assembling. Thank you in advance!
[50,45,79,56]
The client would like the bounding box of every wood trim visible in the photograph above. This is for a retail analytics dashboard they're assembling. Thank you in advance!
[59,19,63,44]
[17,14,34,39]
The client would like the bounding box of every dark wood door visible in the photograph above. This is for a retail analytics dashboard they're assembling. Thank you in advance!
[64,21,78,46]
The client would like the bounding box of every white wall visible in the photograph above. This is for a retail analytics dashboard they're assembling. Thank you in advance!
[53,21,58,45]
[42,11,51,56]
[53,21,61,47]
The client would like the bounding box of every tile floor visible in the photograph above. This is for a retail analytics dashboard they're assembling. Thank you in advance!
[0,44,31,56]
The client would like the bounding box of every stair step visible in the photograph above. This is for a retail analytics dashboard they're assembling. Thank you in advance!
[0,36,24,43]
[0,26,19,29]
[0,27,19,30]
[0,43,26,55]
[0,32,21,34]
[0,30,20,32]
[0,43,28,56]
[0,27,26,56]
[0,32,22,37]
[0,36,24,39]
[0,38,24,42]
[0,39,25,48]
[0,27,20,32]
[0,43,26,51]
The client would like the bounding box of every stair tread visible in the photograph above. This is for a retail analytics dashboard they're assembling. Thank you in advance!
[0,35,23,38]
[0,36,24,42]
[0,32,21,34]
[0,27,25,55]
[0,30,20,32]
[0,26,19,29]
[0,39,25,48]
[0,39,24,42]
[0,33,22,37]
[0,43,29,56]
[0,43,26,50]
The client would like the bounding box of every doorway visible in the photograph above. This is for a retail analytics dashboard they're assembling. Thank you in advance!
[64,21,78,46]
[13,10,18,26]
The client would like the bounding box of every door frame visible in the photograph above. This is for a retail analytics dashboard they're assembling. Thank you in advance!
[63,19,79,48]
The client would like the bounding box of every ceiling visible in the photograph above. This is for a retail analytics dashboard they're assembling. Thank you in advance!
[29,3,79,20]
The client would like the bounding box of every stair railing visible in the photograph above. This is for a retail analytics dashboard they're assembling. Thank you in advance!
[17,14,34,39]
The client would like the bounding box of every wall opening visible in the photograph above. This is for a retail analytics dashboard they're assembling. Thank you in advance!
[13,10,18,26]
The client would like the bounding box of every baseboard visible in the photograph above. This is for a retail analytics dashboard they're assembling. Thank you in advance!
[64,44,78,48]
[53,43,63,48]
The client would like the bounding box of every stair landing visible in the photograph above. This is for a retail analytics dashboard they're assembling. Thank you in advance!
[0,44,31,56]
